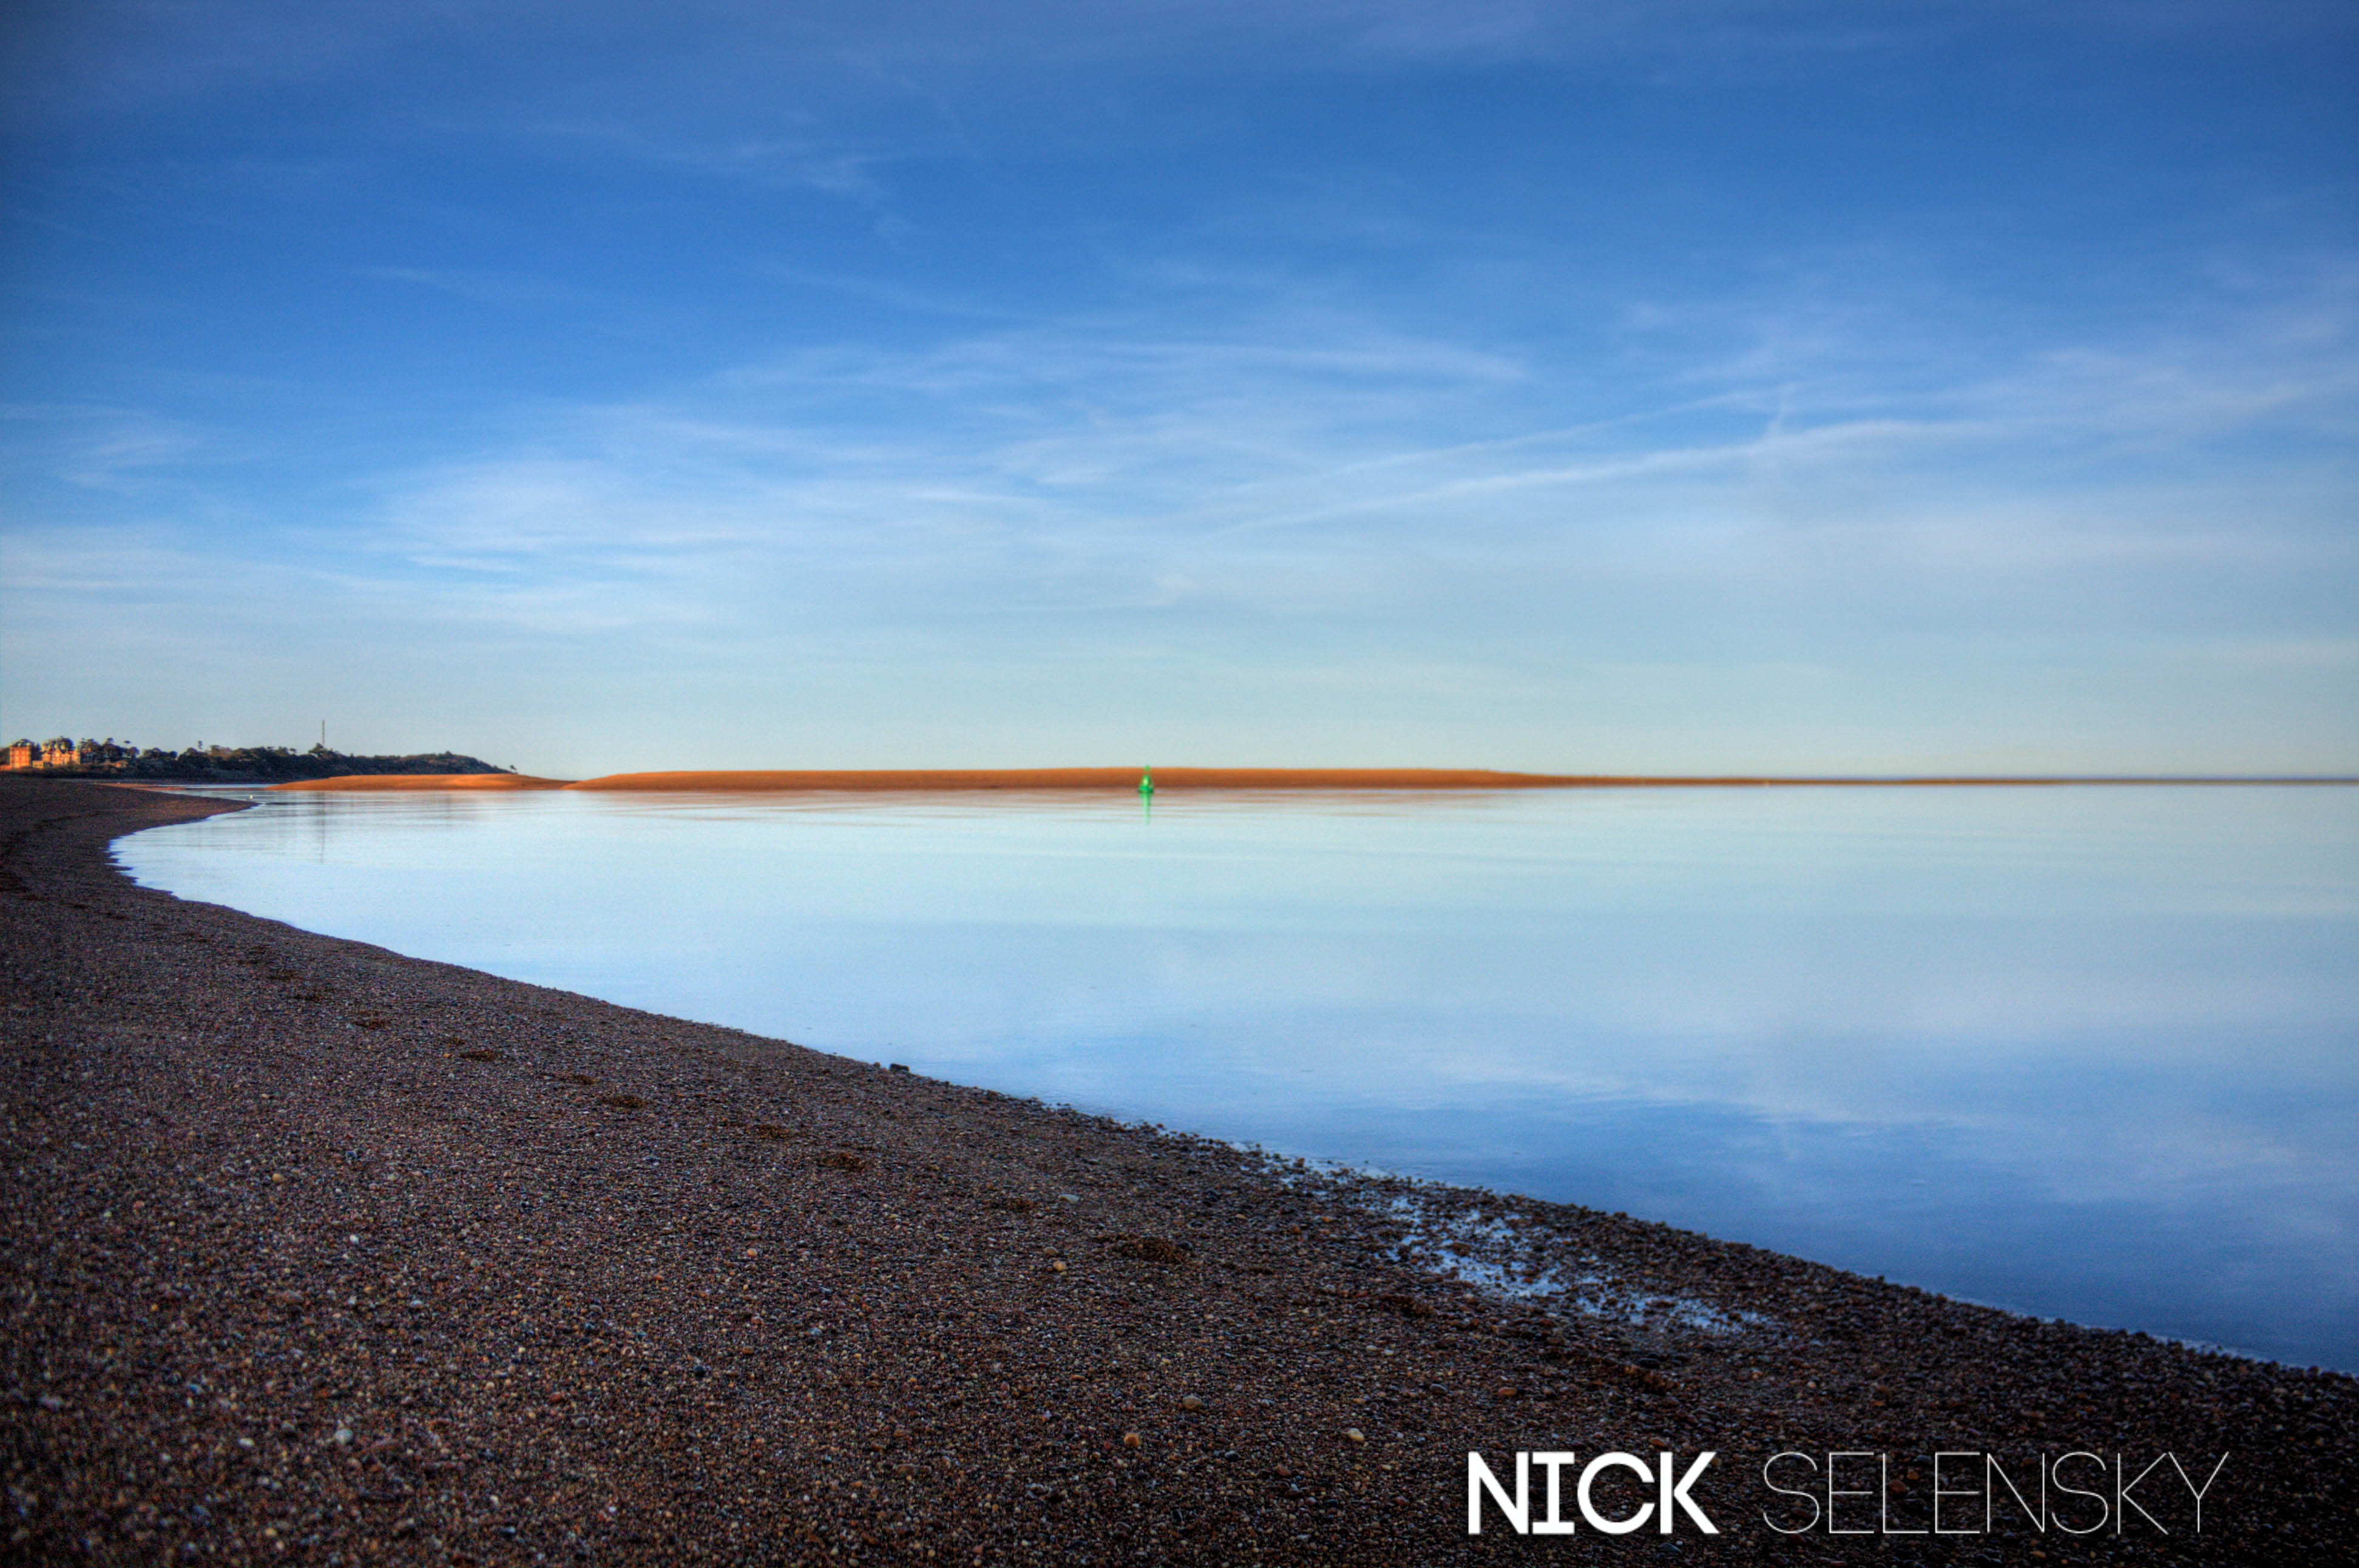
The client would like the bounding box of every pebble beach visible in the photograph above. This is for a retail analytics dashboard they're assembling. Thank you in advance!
[4,776,2352,1565]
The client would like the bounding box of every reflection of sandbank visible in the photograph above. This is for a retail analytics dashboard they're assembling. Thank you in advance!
[271,766,2358,793]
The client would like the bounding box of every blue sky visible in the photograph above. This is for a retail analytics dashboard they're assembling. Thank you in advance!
[3,1,2353,774]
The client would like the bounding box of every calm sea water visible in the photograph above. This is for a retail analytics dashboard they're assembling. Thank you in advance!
[118,785,2359,1370]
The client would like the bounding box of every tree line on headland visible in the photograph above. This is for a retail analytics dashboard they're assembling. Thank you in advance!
[4,736,509,783]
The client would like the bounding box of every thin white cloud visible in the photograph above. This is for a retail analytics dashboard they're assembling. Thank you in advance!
[521,119,892,198]
[0,402,213,493]
[356,267,611,311]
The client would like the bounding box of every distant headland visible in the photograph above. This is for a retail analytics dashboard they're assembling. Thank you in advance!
[2,736,514,785]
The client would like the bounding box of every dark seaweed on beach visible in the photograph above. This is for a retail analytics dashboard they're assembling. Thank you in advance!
[1108,1235,1194,1265]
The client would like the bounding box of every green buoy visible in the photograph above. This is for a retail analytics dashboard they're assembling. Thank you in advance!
[1139,766,1154,797]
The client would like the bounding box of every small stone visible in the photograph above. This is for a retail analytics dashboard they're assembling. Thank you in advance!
[334,1427,353,1445]
[1051,1260,1067,1273]
[1179,1394,1203,1411]
[1122,1431,1142,1448]
[1495,1386,1518,1399]
[1344,1428,1366,1444]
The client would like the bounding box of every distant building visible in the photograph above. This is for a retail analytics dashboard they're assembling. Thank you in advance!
[4,738,86,769]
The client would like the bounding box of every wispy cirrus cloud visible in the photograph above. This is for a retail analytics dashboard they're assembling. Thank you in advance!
[0,402,216,495]
[335,260,2354,647]
[356,266,614,312]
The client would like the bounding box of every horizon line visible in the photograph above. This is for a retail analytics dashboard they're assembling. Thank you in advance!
[265,766,2359,794]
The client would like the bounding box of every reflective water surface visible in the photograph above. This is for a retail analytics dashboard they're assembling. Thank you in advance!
[118,785,2359,1369]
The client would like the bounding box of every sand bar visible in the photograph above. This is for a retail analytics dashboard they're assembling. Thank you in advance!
[270,766,2359,793]
[563,767,1589,791]
[5,774,2352,1564]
